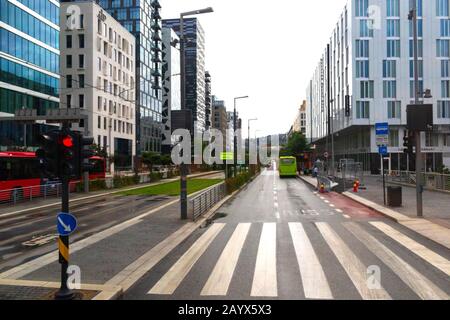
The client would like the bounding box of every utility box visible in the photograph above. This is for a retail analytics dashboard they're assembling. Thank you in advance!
[407,104,433,131]
[387,186,402,207]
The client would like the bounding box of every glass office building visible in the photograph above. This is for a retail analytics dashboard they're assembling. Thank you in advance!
[87,0,163,155]
[163,18,206,134]
[0,0,60,150]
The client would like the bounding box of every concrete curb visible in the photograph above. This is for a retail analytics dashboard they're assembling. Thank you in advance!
[342,191,450,249]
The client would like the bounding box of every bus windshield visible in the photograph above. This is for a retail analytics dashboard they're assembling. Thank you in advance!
[280,158,295,165]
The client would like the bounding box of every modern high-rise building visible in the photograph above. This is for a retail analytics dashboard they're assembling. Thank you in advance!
[60,1,136,172]
[306,0,450,173]
[212,95,227,141]
[161,26,180,154]
[162,18,206,134]
[0,0,60,149]
[63,0,164,155]
[205,71,212,131]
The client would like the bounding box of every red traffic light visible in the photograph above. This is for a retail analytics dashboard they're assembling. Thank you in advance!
[60,135,74,148]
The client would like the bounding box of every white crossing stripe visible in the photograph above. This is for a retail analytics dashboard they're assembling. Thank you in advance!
[343,215,351,219]
[288,223,333,299]
[370,222,450,277]
[345,222,448,300]
[251,223,278,297]
[336,209,343,213]
[201,223,251,296]
[148,223,225,295]
[316,222,391,300]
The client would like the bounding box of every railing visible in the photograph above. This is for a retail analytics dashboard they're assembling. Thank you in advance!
[190,182,227,221]
[386,170,450,192]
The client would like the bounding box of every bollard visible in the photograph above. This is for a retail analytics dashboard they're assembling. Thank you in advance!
[320,183,325,193]
[353,181,358,193]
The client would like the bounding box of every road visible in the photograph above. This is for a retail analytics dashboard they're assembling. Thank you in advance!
[125,168,450,300]
[0,172,225,271]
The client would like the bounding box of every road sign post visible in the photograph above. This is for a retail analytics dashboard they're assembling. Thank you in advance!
[379,146,388,206]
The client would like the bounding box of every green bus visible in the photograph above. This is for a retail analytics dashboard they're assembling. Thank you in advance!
[279,156,297,178]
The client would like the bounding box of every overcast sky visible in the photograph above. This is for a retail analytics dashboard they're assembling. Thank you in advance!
[161,0,348,138]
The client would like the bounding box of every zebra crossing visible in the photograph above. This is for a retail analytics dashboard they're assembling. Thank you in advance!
[146,221,450,300]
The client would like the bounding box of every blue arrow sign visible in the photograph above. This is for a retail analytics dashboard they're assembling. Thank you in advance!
[57,213,77,236]
[379,146,388,156]
[375,122,389,136]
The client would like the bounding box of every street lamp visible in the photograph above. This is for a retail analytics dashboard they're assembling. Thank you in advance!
[233,96,249,177]
[179,7,214,220]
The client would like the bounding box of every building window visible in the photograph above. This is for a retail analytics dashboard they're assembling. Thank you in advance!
[440,19,450,37]
[67,95,72,108]
[66,55,72,68]
[444,134,450,146]
[383,80,397,98]
[66,35,72,48]
[438,101,450,118]
[356,60,369,78]
[387,40,400,57]
[67,75,72,88]
[437,39,450,57]
[442,80,450,98]
[441,60,450,77]
[359,20,373,37]
[389,129,399,147]
[360,81,374,98]
[79,14,84,29]
[78,34,85,48]
[410,80,424,98]
[425,133,439,147]
[388,101,401,119]
[79,94,84,108]
[386,19,400,37]
[387,0,400,17]
[79,55,84,68]
[355,0,369,17]
[78,74,85,88]
[98,116,101,129]
[409,60,423,78]
[355,40,369,58]
[437,0,450,17]
[383,60,396,78]
[356,101,370,119]
[98,96,102,111]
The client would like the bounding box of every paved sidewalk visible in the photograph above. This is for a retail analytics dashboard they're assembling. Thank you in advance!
[0,171,222,218]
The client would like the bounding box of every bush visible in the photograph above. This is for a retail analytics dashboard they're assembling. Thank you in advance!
[113,175,137,189]
[225,171,254,194]
[150,172,163,182]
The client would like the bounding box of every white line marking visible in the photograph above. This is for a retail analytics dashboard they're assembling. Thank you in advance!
[370,222,450,277]
[274,203,279,209]
[201,223,251,296]
[148,223,225,295]
[316,222,391,300]
[329,204,335,208]
[336,209,343,213]
[343,215,351,219]
[251,223,277,297]
[324,200,330,204]
[275,212,280,219]
[289,223,333,299]
[345,222,449,300]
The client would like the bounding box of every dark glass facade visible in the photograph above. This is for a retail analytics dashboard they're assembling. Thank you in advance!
[64,0,163,154]
[163,18,206,134]
[0,0,60,150]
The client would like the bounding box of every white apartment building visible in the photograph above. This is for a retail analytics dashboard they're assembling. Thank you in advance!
[60,1,136,172]
[306,0,450,173]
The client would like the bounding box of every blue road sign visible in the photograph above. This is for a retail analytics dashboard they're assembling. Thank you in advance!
[57,213,77,236]
[379,146,388,156]
[375,122,389,136]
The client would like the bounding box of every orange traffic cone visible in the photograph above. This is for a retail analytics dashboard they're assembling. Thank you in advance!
[353,181,358,193]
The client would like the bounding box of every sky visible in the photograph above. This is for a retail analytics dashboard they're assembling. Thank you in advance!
[161,0,348,138]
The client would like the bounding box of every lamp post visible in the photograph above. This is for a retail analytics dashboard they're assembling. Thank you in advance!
[234,96,249,177]
[179,7,214,220]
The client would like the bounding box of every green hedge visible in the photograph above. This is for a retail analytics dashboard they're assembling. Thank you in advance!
[225,172,253,194]
[113,175,140,189]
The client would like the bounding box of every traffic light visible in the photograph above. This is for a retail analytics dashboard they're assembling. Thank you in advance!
[72,133,95,177]
[403,132,414,155]
[58,130,77,178]
[36,130,61,179]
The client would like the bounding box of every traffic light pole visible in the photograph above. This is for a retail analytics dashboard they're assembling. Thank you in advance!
[55,123,74,300]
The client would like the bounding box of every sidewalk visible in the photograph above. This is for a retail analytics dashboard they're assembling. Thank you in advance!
[298,174,450,250]
[0,171,222,218]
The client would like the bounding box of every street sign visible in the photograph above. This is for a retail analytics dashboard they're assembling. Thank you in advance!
[57,213,77,236]
[375,123,389,146]
[220,152,234,161]
[378,146,388,156]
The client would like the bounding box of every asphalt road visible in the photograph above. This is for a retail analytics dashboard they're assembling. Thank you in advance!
[125,168,450,300]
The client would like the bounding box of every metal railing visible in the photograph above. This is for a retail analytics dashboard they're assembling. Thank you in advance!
[386,170,450,192]
[190,182,227,221]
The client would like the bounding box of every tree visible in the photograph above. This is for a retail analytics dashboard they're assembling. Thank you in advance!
[142,152,161,172]
[281,132,309,157]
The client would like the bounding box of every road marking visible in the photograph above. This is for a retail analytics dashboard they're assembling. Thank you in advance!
[320,197,325,200]
[329,204,335,208]
[370,222,450,277]
[345,222,449,300]
[336,209,343,213]
[343,215,351,219]
[148,223,225,295]
[316,222,391,300]
[275,212,280,219]
[201,223,251,296]
[251,223,277,297]
[324,200,330,204]
[274,202,279,209]
[289,223,333,299]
